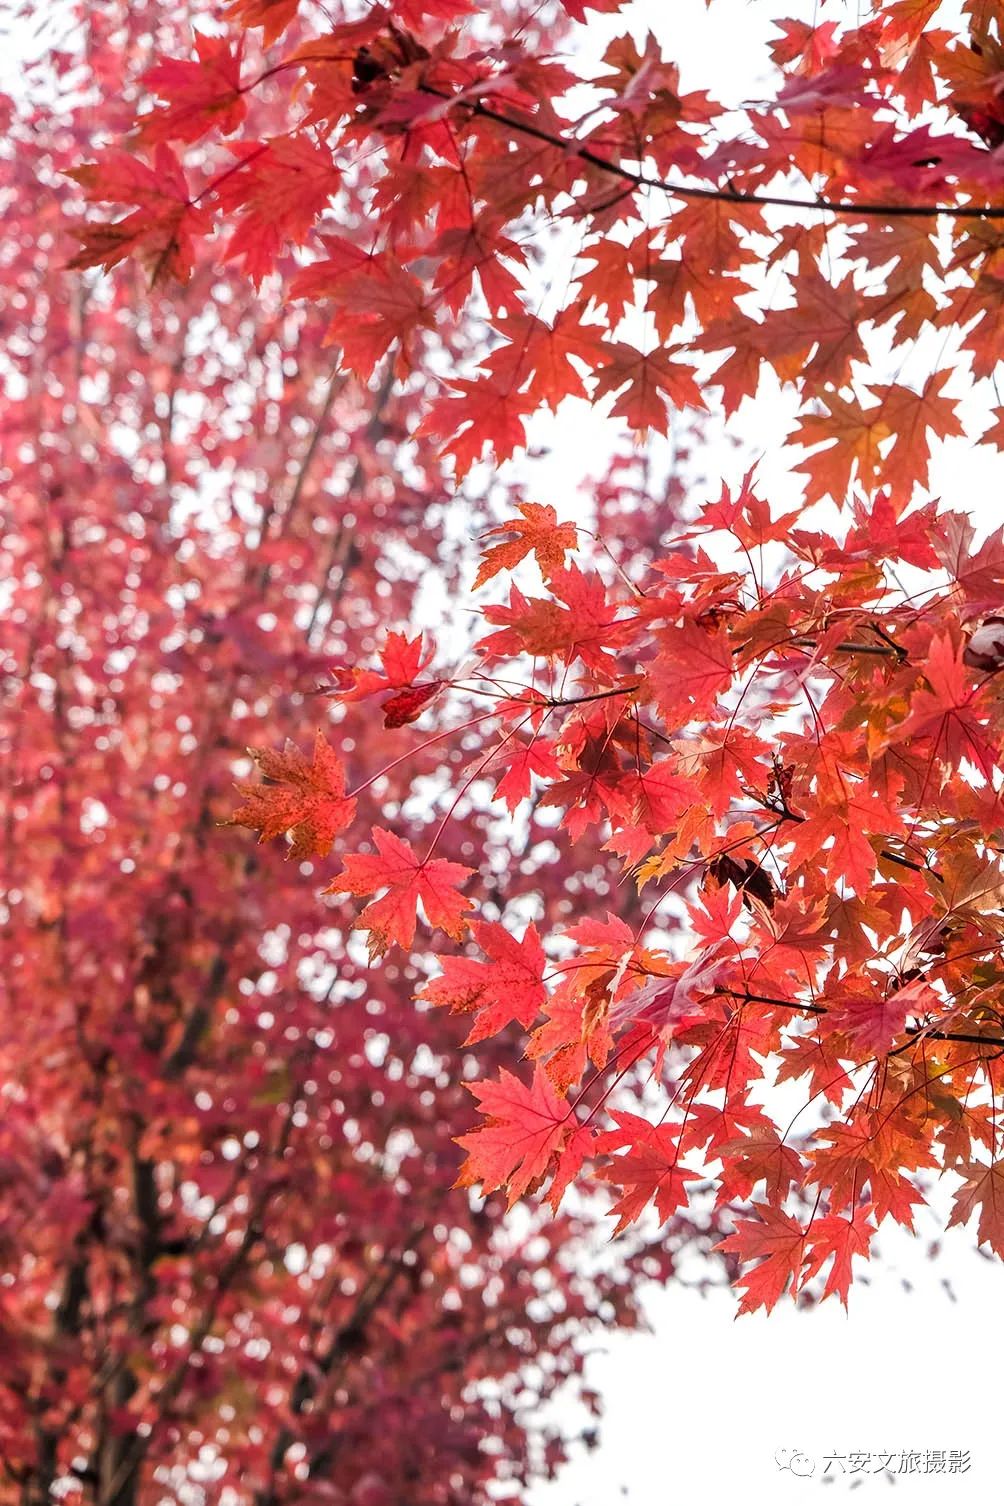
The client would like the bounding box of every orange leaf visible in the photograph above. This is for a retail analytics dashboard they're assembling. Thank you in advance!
[139,33,247,145]
[227,730,355,859]
[947,1159,1004,1258]
[224,0,302,45]
[802,1207,875,1307]
[474,502,578,589]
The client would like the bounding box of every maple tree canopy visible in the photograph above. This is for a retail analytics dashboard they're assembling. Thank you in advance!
[55,0,1004,1327]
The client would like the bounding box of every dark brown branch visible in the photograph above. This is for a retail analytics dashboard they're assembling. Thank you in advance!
[249,357,344,599]
[791,638,904,658]
[731,988,1004,1050]
[423,87,1004,224]
[99,1093,303,1504]
[164,950,230,1078]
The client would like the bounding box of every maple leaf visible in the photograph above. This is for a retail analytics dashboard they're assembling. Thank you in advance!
[931,513,1004,610]
[869,371,964,504]
[650,618,734,721]
[330,631,433,701]
[420,379,528,479]
[897,631,996,770]
[455,1067,574,1204]
[737,271,867,389]
[224,0,301,45]
[292,237,435,377]
[327,632,443,726]
[596,1111,703,1234]
[808,1117,935,1228]
[715,1127,803,1207]
[801,1206,875,1308]
[839,490,940,569]
[380,681,443,728]
[671,728,771,818]
[327,828,474,958]
[791,389,893,505]
[825,978,936,1057]
[592,342,705,434]
[558,0,629,19]
[474,503,578,589]
[786,806,879,895]
[715,1204,807,1315]
[67,144,208,284]
[479,568,629,672]
[480,736,562,813]
[219,136,339,287]
[227,730,355,859]
[611,943,731,1038]
[140,32,246,144]
[418,921,546,1043]
[622,758,700,834]
[483,313,599,409]
[946,1160,1004,1258]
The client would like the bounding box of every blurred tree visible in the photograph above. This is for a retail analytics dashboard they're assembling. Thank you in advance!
[0,3,708,1501]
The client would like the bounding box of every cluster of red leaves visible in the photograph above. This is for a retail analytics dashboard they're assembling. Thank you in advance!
[231,475,1004,1311]
[71,0,1004,495]
[78,0,1004,1313]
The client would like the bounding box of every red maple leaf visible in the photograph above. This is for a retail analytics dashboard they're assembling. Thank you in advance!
[596,1110,703,1234]
[140,33,247,144]
[330,631,433,700]
[611,943,731,1038]
[67,145,208,284]
[327,828,474,957]
[481,736,563,813]
[801,1206,875,1307]
[219,136,338,287]
[419,378,528,478]
[327,632,443,726]
[592,342,705,434]
[223,0,300,45]
[947,1159,1004,1258]
[825,978,936,1057]
[897,631,996,770]
[292,237,435,378]
[715,1204,808,1315]
[419,921,546,1043]
[227,730,355,859]
[650,618,735,720]
[716,1126,804,1207]
[455,1066,575,1204]
[380,681,444,728]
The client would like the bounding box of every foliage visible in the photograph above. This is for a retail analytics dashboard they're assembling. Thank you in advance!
[45,0,1004,1375]
[0,4,718,1502]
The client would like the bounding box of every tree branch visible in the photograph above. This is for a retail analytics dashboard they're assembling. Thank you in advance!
[727,987,1004,1050]
[254,1231,422,1506]
[424,87,1004,224]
